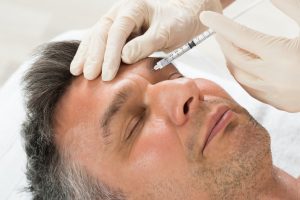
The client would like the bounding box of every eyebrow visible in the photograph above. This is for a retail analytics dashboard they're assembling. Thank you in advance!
[100,88,131,143]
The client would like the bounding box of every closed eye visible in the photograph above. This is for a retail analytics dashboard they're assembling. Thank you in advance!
[126,111,145,141]
[168,72,184,80]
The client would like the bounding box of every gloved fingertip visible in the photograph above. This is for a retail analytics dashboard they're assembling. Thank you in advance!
[102,66,116,81]
[84,60,102,80]
[83,67,97,80]
[84,74,95,80]
[102,73,115,81]
[121,45,136,64]
[70,62,82,76]
[121,54,136,64]
[199,11,219,26]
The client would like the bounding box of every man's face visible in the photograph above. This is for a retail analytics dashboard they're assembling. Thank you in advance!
[54,58,271,199]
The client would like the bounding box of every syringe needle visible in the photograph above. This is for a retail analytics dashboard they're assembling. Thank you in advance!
[153,64,161,70]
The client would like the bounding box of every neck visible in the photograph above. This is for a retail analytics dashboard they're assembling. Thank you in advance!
[258,166,299,200]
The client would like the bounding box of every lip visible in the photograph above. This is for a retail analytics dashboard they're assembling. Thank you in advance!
[202,106,233,152]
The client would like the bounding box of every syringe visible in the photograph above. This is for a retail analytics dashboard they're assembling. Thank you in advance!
[153,0,264,70]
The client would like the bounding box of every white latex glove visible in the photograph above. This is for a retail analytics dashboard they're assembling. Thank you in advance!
[70,0,222,81]
[200,0,300,112]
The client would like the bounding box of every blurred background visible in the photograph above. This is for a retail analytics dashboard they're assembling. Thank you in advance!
[0,0,117,87]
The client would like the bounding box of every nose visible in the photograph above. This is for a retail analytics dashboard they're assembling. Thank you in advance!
[146,78,204,126]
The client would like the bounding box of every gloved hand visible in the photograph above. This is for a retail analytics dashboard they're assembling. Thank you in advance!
[200,0,300,112]
[70,0,222,81]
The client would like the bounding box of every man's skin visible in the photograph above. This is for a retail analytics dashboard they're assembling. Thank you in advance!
[54,58,298,199]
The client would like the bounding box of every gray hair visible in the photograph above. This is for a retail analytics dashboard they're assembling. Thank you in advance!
[21,41,126,200]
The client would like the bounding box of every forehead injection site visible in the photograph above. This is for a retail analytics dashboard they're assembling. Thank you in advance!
[149,57,180,77]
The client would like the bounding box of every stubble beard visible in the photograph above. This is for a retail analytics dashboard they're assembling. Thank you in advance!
[187,100,272,200]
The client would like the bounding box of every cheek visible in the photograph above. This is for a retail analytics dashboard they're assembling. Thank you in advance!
[127,120,186,174]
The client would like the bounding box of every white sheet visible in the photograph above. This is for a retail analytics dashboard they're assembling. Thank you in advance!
[1,1,299,199]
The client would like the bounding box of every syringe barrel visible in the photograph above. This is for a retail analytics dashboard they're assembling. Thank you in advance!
[160,44,191,66]
[169,44,191,59]
[193,29,215,45]
[156,29,215,69]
